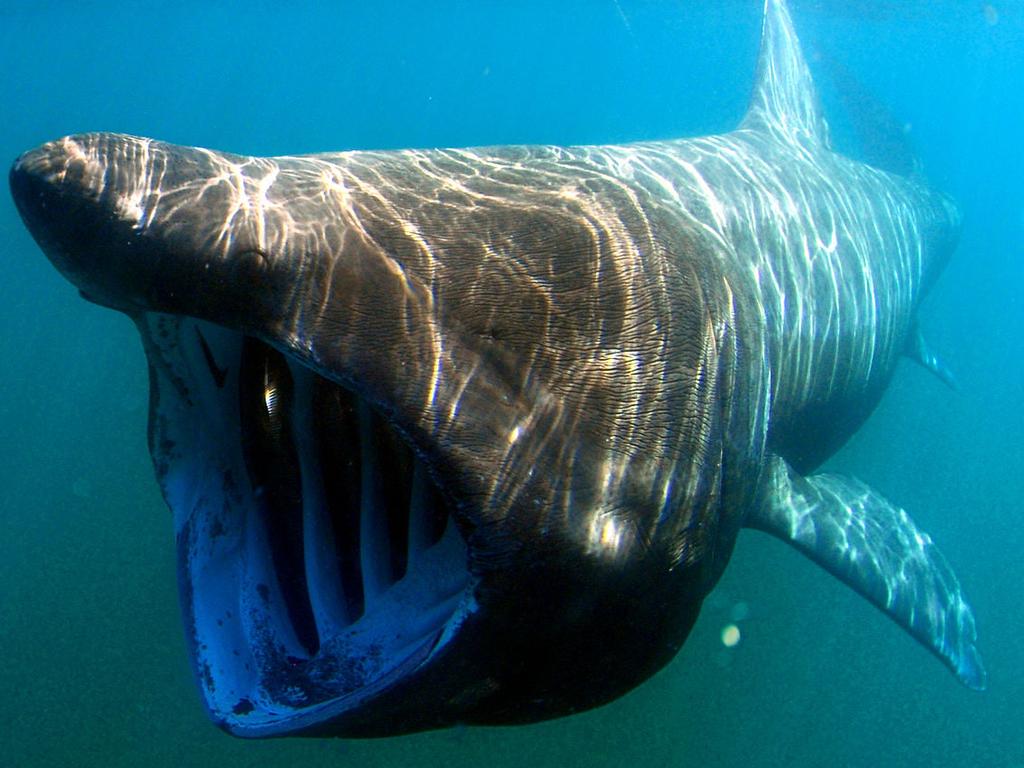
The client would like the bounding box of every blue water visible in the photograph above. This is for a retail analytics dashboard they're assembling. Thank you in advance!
[1,1,1021,765]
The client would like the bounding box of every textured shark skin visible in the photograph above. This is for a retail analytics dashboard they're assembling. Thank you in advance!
[9,0,982,739]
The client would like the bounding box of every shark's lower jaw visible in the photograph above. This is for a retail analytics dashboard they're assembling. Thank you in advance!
[140,314,474,737]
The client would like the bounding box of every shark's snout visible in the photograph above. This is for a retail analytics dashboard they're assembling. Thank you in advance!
[10,134,175,314]
[10,133,301,326]
[10,136,89,196]
[11,137,113,297]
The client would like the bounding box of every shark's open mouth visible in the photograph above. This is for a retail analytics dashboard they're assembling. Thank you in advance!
[140,314,474,736]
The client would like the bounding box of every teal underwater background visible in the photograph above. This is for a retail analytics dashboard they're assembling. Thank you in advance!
[1,1,1022,765]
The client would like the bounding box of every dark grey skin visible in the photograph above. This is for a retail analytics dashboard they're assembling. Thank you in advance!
[9,0,982,739]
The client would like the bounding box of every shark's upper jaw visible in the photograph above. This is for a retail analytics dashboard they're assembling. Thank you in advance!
[144,314,477,737]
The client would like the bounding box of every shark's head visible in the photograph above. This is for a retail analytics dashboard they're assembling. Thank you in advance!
[11,133,732,737]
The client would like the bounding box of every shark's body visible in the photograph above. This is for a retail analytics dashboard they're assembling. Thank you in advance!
[10,0,982,739]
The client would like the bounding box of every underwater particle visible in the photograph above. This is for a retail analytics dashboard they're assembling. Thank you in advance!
[721,624,741,648]
[982,4,999,26]
[706,589,728,611]
[72,477,92,499]
[729,601,750,622]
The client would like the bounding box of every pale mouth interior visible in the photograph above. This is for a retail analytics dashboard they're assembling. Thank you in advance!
[144,316,472,736]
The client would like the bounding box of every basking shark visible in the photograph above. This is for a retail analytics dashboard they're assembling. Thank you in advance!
[10,0,983,739]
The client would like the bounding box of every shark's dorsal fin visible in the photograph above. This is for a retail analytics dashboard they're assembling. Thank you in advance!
[740,0,830,148]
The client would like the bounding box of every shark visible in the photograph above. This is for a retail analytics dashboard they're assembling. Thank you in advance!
[9,0,983,739]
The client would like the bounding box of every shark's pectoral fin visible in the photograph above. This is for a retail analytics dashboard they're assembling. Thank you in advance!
[905,323,959,391]
[747,454,985,690]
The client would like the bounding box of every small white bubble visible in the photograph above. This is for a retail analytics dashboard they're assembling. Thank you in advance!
[721,624,741,648]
